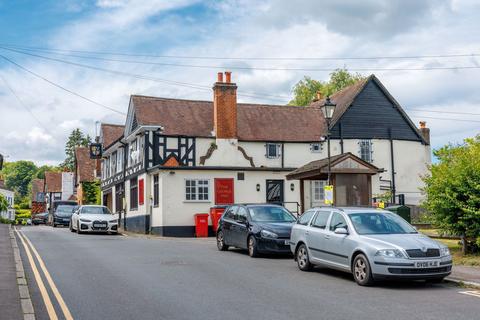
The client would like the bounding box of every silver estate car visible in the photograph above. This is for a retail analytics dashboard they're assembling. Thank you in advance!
[290,207,452,286]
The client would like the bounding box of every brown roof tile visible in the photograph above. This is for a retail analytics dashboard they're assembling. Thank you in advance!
[45,172,62,193]
[75,147,96,183]
[31,179,44,201]
[101,123,124,149]
[132,96,326,142]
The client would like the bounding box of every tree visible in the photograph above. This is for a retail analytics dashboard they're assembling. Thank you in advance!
[35,165,61,179]
[289,68,366,106]
[62,128,91,171]
[1,161,37,201]
[0,194,8,212]
[422,135,480,254]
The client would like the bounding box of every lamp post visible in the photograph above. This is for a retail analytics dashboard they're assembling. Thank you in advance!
[320,96,336,186]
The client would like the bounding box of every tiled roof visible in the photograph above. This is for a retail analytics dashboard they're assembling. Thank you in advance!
[31,179,45,201]
[75,147,96,183]
[131,96,327,142]
[101,123,124,149]
[44,172,62,193]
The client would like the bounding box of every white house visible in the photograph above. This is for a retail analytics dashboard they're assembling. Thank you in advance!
[0,180,15,221]
[100,72,431,236]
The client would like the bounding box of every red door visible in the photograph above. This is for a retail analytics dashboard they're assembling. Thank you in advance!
[214,178,234,205]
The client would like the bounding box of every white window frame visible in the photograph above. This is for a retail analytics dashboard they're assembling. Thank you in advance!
[358,139,373,163]
[312,180,327,202]
[116,148,123,173]
[266,143,281,159]
[129,138,138,166]
[184,179,210,202]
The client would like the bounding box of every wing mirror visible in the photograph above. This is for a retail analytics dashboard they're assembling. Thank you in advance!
[334,227,349,235]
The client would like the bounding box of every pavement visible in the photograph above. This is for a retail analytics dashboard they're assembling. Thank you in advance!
[0,224,23,320]
[448,265,480,285]
[14,225,480,320]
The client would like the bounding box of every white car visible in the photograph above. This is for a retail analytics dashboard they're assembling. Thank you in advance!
[70,205,118,234]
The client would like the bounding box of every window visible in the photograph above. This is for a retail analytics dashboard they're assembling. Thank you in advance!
[130,177,138,210]
[297,210,316,226]
[359,139,373,163]
[116,149,123,173]
[312,211,330,229]
[53,193,62,201]
[129,139,138,166]
[329,212,348,231]
[105,157,110,177]
[310,143,322,153]
[266,143,281,159]
[112,151,117,174]
[224,206,237,220]
[235,207,248,223]
[153,175,159,207]
[312,180,327,202]
[185,179,210,201]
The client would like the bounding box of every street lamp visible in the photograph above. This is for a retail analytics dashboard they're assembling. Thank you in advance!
[320,96,336,186]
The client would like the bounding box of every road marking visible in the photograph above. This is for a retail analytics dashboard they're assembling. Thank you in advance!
[19,229,74,320]
[14,227,59,320]
[459,291,480,298]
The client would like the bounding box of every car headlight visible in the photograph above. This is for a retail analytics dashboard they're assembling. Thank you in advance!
[440,247,450,257]
[80,218,92,222]
[375,249,406,258]
[260,230,278,239]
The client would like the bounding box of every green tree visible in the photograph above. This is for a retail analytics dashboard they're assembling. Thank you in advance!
[422,135,480,254]
[0,194,8,212]
[35,165,61,179]
[62,128,91,171]
[289,68,366,106]
[1,161,37,200]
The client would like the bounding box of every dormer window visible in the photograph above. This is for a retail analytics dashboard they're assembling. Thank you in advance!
[266,143,281,159]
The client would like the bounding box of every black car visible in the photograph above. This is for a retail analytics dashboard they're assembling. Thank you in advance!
[50,204,77,227]
[216,204,296,257]
[32,212,48,225]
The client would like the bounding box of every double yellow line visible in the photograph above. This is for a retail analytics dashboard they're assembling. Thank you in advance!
[14,227,73,320]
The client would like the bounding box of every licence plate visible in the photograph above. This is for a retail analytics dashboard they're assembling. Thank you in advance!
[94,223,107,228]
[415,261,439,268]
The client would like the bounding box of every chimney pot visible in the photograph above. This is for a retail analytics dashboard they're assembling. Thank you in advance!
[225,71,231,83]
[419,121,426,129]
[217,72,223,82]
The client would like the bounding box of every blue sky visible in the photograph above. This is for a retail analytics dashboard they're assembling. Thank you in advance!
[0,0,479,165]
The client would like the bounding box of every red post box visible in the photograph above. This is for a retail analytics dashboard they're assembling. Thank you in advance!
[209,206,228,233]
[194,213,209,237]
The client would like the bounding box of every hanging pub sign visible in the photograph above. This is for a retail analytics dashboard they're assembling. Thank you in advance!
[324,185,334,205]
[0,154,3,170]
[89,143,103,159]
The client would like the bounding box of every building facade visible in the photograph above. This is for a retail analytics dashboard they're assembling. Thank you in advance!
[100,73,431,236]
[31,178,46,214]
[44,171,75,212]
[0,180,15,220]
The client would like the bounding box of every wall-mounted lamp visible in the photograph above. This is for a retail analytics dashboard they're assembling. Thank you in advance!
[169,171,175,175]
[290,183,295,191]
[256,184,260,192]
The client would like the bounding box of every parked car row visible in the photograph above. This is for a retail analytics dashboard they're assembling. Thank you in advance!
[216,204,452,286]
[32,203,118,235]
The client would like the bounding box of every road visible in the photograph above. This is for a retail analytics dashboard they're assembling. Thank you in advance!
[16,225,480,320]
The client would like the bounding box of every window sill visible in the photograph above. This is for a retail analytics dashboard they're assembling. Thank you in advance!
[130,208,138,211]
[183,200,211,203]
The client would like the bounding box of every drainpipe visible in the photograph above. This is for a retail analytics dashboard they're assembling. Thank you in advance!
[339,122,344,154]
[281,142,285,168]
[388,128,396,203]
[120,140,128,231]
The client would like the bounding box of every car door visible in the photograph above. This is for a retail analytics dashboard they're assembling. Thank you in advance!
[306,210,332,262]
[221,206,237,246]
[323,212,352,268]
[231,206,249,248]
[291,209,316,246]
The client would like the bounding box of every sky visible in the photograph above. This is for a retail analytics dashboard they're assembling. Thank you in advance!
[0,0,479,165]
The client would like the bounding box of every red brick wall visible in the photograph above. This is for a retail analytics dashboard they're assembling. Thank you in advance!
[213,74,237,139]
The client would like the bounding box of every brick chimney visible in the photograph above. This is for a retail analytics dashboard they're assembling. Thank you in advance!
[213,71,237,139]
[419,121,430,144]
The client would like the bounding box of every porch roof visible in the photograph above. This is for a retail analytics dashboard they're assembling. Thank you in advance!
[286,152,382,180]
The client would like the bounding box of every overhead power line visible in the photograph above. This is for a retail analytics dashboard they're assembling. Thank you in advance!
[1,43,479,61]
[406,108,480,116]
[0,73,52,133]
[0,54,127,115]
[410,115,480,123]
[1,45,479,72]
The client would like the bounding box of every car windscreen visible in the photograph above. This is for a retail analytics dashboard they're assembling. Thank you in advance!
[55,205,75,216]
[348,212,417,235]
[81,207,111,215]
[249,206,296,222]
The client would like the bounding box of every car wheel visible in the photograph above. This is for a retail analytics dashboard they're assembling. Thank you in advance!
[216,230,229,251]
[353,254,374,286]
[76,222,83,234]
[52,223,57,228]
[247,236,259,258]
[296,244,313,271]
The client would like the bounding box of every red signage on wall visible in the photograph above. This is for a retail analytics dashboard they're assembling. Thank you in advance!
[214,178,234,205]
[139,179,144,205]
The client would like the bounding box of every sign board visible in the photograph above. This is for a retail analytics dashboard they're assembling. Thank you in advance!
[89,143,102,159]
[378,201,385,209]
[138,179,145,206]
[214,178,234,205]
[324,185,334,205]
